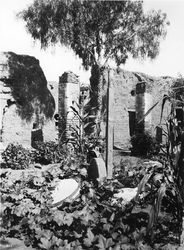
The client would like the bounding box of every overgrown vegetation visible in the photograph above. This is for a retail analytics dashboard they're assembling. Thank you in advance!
[19,0,169,133]
[1,80,184,249]
[1,143,34,169]
[0,151,182,250]
[130,132,160,156]
[1,1,182,248]
[1,142,62,169]
[33,141,64,165]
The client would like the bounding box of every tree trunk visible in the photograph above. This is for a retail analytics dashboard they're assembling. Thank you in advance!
[86,64,105,137]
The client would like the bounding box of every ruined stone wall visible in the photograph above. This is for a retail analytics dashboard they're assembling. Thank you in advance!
[134,75,174,138]
[150,77,174,134]
[2,105,33,148]
[0,52,57,149]
[100,69,176,148]
[44,81,59,142]
[58,72,80,141]
[56,68,177,149]
[101,69,147,148]
[1,51,175,152]
[110,69,137,148]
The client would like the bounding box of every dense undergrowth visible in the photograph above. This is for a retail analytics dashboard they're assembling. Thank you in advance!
[1,82,184,249]
[0,146,182,250]
[1,141,64,169]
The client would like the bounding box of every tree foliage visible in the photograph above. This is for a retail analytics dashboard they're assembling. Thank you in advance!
[19,0,169,69]
[19,0,169,133]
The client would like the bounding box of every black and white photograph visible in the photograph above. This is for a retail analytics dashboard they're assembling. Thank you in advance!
[0,0,184,249]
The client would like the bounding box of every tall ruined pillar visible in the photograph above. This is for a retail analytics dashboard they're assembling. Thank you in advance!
[58,72,80,141]
[135,81,153,133]
[135,82,146,133]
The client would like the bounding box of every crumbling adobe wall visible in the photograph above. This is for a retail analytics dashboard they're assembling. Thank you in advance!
[58,72,80,141]
[100,68,142,148]
[101,68,176,148]
[0,52,57,148]
[107,69,137,148]
[133,73,177,138]
[148,76,175,132]
[57,68,177,149]
[56,67,178,150]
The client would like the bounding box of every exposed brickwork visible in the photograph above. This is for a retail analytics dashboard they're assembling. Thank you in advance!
[100,69,179,148]
[0,50,180,152]
[58,72,80,141]
[2,105,32,148]
[134,76,175,138]
[0,52,57,149]
[101,69,138,148]
[150,77,174,132]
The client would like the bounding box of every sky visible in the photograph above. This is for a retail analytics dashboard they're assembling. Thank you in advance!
[0,0,184,84]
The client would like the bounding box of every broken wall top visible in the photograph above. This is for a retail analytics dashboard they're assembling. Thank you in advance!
[0,51,55,122]
[59,71,79,84]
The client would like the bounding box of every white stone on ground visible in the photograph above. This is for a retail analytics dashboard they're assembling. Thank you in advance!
[112,187,138,205]
[51,179,80,206]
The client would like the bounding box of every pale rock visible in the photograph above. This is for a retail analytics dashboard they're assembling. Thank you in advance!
[112,187,138,205]
[51,178,80,207]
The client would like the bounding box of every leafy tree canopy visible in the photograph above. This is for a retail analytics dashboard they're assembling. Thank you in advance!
[19,0,169,70]
[19,0,169,134]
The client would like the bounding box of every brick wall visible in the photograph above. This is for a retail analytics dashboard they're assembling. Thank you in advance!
[58,72,80,141]
[0,52,57,150]
[2,105,32,148]
[148,77,174,141]
[100,69,177,148]
[0,50,177,152]
[101,68,138,148]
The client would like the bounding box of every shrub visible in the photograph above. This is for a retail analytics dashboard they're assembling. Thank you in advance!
[130,132,160,156]
[33,141,63,165]
[1,143,33,169]
[1,157,181,250]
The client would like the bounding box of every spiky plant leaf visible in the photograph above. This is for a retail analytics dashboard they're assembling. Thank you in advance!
[160,94,170,123]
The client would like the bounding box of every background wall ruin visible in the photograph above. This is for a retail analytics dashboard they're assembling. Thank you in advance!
[58,72,80,141]
[100,69,178,148]
[0,52,57,149]
[57,68,179,150]
[0,51,180,152]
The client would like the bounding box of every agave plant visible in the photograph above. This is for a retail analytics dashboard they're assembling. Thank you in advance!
[134,161,183,243]
[135,78,184,243]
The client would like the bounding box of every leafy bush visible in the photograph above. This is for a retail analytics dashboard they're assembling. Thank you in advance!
[1,157,181,250]
[134,161,183,245]
[1,143,34,169]
[130,132,160,156]
[1,141,64,169]
[33,141,63,165]
[113,158,146,188]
